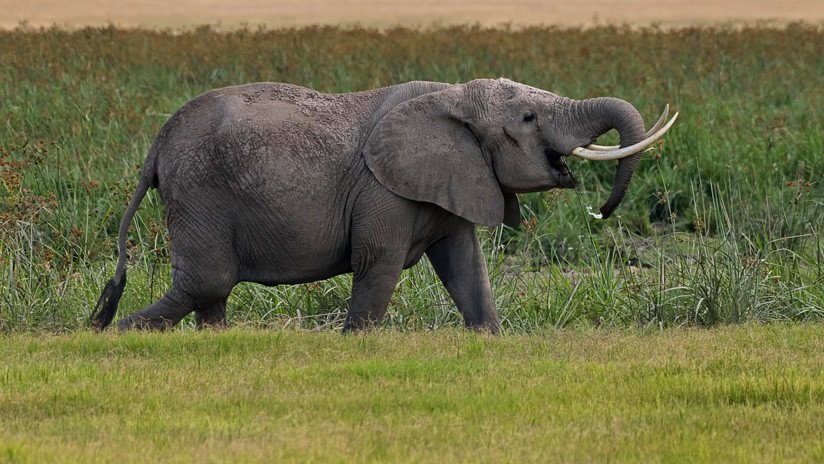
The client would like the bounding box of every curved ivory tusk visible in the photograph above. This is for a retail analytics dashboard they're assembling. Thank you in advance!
[586,104,670,151]
[571,112,678,161]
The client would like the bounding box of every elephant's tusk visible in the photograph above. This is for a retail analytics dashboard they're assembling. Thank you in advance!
[585,104,670,151]
[571,112,679,161]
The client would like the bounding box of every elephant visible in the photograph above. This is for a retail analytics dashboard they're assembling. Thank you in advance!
[90,78,676,333]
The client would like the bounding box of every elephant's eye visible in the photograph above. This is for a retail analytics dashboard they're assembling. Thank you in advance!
[523,113,536,123]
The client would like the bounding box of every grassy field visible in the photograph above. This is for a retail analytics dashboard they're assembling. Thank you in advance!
[0,25,824,463]
[1,25,822,332]
[1,325,823,462]
[1,24,823,463]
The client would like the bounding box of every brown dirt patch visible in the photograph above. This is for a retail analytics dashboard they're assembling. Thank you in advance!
[3,0,824,30]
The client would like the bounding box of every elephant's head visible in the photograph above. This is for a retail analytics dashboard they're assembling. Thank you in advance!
[363,78,676,227]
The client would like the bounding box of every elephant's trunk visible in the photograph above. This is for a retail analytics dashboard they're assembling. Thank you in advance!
[573,97,646,218]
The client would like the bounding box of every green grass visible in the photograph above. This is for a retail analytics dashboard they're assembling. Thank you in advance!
[1,325,823,462]
[1,24,823,331]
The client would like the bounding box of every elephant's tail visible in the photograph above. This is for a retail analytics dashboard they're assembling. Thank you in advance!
[90,174,153,330]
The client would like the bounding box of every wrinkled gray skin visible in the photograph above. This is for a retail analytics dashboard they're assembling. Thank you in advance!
[92,78,646,334]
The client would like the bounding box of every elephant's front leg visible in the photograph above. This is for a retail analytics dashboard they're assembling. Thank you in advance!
[343,193,416,332]
[343,247,405,332]
[425,224,501,334]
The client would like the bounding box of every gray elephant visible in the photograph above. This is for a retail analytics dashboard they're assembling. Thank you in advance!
[91,78,676,333]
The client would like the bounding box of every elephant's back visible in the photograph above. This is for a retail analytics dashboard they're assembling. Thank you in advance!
[151,82,382,194]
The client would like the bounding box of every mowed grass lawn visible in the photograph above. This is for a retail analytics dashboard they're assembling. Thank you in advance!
[1,325,823,462]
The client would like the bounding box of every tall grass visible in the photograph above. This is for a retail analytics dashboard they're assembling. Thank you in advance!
[1,24,822,332]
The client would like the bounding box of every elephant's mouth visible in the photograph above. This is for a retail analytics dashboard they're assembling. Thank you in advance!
[546,149,577,188]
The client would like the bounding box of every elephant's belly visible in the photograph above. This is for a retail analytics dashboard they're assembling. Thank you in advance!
[241,259,353,286]
[233,212,353,286]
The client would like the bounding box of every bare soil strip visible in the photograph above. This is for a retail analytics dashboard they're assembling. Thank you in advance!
[3,0,824,30]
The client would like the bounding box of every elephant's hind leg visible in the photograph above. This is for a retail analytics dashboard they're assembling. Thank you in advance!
[117,274,233,331]
[195,298,228,329]
[116,285,195,330]
[117,233,237,330]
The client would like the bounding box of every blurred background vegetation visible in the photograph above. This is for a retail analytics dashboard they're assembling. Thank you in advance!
[1,25,822,331]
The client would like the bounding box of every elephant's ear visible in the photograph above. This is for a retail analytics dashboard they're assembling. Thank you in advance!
[362,85,505,227]
[503,193,521,229]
